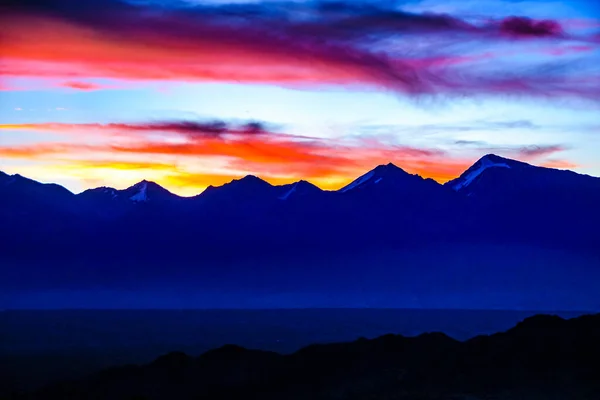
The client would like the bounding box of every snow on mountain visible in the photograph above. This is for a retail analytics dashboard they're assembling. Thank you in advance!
[123,180,179,203]
[199,176,323,204]
[451,155,512,191]
[78,180,179,205]
[447,154,600,202]
[102,188,118,198]
[340,170,376,193]
[279,183,298,200]
[278,180,322,200]
[129,181,149,202]
[338,162,427,193]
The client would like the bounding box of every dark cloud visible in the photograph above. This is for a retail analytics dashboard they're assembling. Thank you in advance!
[517,144,568,157]
[102,120,274,139]
[500,17,563,38]
[1,0,598,100]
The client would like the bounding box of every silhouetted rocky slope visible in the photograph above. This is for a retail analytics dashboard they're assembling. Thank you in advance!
[6,313,600,400]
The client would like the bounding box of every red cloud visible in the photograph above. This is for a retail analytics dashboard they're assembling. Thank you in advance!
[1,0,598,100]
[0,121,469,188]
[61,81,102,91]
[517,145,567,158]
[1,120,580,192]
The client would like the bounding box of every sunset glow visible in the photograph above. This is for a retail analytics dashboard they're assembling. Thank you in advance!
[1,0,599,194]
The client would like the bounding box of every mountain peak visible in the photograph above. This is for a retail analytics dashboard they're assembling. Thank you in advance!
[295,180,320,189]
[374,162,406,173]
[124,180,175,202]
[131,179,162,189]
[480,153,508,162]
[197,174,273,201]
[239,174,268,184]
[278,180,322,200]
[478,153,533,168]
[447,154,534,192]
[227,175,272,189]
[339,162,414,193]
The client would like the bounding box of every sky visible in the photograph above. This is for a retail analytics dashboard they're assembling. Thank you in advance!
[1,0,599,196]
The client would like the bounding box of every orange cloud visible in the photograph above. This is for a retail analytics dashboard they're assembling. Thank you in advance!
[0,120,469,193]
[74,160,179,171]
[541,160,578,169]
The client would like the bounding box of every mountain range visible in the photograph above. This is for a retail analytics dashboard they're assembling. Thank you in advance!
[1,154,600,309]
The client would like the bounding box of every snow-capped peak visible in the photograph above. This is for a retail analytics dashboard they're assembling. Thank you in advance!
[339,163,411,193]
[130,181,149,202]
[452,155,511,191]
[340,170,375,193]
[278,180,321,200]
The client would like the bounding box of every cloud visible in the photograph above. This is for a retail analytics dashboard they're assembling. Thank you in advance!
[541,159,578,169]
[516,144,567,157]
[1,0,598,100]
[447,138,572,163]
[0,119,470,190]
[454,140,489,146]
[0,120,273,140]
[358,119,540,138]
[0,118,580,193]
[489,120,539,129]
[74,160,179,171]
[61,81,103,91]
[499,17,563,38]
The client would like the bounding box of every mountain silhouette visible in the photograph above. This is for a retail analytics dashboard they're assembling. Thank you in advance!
[339,162,427,192]
[1,154,599,309]
[16,313,600,400]
[80,180,181,204]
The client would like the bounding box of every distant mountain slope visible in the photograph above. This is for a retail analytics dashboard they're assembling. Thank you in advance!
[21,313,600,400]
[1,154,599,254]
[79,180,181,204]
[446,154,600,249]
[340,162,438,193]
[0,172,77,233]
[276,180,322,200]
[1,155,599,309]
[446,154,600,196]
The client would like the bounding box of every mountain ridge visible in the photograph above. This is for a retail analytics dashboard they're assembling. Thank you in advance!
[2,154,596,198]
[16,313,600,400]
[2,153,600,310]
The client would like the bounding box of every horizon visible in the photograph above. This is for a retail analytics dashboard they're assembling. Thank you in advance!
[1,0,599,196]
[2,1,600,393]
[3,152,597,196]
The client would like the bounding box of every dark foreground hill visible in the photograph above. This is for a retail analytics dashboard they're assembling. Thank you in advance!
[7,313,600,400]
